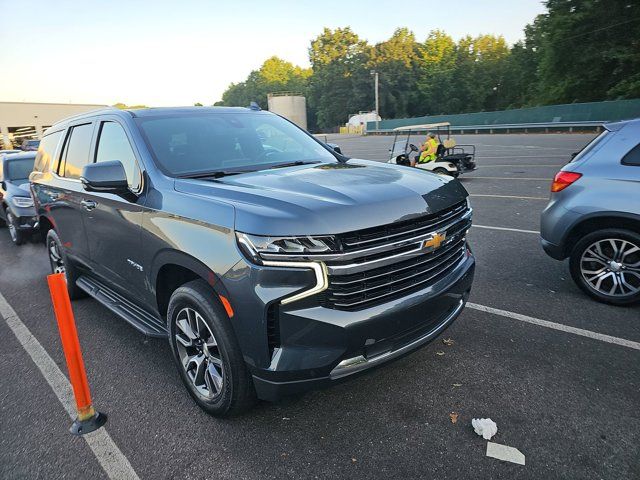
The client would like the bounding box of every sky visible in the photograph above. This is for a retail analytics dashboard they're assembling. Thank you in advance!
[1,0,546,107]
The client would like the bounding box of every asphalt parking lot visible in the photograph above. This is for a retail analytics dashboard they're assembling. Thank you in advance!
[1,133,639,479]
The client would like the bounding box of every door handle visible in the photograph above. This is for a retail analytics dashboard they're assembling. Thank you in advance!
[81,199,97,211]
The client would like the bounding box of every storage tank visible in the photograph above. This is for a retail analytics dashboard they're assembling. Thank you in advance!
[348,111,381,127]
[267,93,307,130]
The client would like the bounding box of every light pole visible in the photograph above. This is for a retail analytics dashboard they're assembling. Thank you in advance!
[370,70,379,131]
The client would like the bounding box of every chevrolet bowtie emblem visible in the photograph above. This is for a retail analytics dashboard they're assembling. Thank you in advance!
[423,232,447,251]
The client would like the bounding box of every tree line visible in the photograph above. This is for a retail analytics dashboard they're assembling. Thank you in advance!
[217,0,639,131]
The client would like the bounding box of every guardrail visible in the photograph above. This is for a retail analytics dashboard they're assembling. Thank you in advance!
[366,121,606,135]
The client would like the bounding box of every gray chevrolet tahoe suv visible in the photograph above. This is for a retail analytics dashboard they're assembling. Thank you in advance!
[30,107,475,415]
[541,118,640,306]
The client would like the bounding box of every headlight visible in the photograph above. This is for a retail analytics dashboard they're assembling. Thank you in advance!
[12,196,34,208]
[236,232,337,262]
[236,232,332,305]
[466,196,472,210]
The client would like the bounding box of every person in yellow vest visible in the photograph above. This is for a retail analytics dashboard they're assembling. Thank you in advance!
[411,132,439,167]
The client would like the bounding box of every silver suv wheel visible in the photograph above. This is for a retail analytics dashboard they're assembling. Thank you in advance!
[7,213,18,242]
[174,307,224,399]
[48,238,66,274]
[579,238,640,297]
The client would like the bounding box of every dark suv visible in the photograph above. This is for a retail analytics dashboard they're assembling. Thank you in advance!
[0,152,38,244]
[30,107,475,415]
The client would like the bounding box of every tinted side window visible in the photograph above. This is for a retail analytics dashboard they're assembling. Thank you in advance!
[571,130,609,163]
[622,143,640,166]
[34,130,63,173]
[62,123,93,179]
[95,122,141,190]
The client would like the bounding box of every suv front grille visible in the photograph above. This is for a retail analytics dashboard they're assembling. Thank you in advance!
[321,201,471,311]
[339,201,467,252]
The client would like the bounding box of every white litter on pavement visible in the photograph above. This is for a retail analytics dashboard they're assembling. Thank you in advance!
[472,418,498,440]
[486,442,526,465]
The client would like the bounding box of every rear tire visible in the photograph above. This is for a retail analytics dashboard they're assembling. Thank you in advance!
[569,229,640,306]
[46,229,86,300]
[167,279,256,416]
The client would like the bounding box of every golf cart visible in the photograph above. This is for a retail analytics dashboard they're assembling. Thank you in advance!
[388,122,476,177]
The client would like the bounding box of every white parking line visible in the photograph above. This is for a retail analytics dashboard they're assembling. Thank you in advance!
[467,176,550,181]
[468,302,640,351]
[470,194,548,200]
[0,291,140,480]
[476,155,568,159]
[472,225,540,234]
[477,164,562,168]
[475,144,582,151]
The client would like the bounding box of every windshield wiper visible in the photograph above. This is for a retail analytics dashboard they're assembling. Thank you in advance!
[265,161,320,170]
[178,170,249,179]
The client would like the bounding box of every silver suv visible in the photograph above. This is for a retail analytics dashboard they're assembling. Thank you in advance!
[541,118,640,306]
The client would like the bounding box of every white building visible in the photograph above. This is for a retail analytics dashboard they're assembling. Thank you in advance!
[0,101,107,149]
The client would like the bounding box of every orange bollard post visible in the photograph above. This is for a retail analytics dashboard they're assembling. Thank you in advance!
[47,273,107,435]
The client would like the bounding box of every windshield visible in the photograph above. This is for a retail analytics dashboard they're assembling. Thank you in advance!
[390,140,410,158]
[136,112,336,177]
[6,157,35,181]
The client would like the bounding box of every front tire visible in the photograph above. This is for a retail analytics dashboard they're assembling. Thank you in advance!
[167,279,256,416]
[569,229,640,306]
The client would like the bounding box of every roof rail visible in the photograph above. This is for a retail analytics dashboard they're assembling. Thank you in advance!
[49,106,119,127]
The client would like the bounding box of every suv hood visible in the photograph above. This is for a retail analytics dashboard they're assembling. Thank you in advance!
[174,160,468,236]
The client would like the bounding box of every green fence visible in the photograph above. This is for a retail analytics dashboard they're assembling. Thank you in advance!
[367,99,640,131]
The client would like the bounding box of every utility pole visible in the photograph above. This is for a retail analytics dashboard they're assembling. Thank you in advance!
[370,70,379,131]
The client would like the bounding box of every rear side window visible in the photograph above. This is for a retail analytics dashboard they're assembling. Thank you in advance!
[571,130,609,163]
[95,122,141,191]
[34,130,63,173]
[622,143,640,166]
[61,123,94,179]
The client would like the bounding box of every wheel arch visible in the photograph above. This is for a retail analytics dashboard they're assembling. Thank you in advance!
[562,212,640,258]
[151,250,232,319]
[37,215,54,242]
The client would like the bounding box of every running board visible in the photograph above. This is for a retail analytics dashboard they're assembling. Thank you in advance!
[76,275,167,338]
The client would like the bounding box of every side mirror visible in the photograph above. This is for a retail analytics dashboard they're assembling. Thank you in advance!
[326,143,342,154]
[81,161,128,193]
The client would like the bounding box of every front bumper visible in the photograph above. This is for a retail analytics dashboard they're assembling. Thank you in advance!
[9,204,38,231]
[224,252,475,401]
[15,215,38,231]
